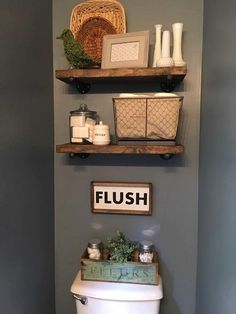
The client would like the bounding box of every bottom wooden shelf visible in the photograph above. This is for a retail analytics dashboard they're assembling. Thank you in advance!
[56,143,184,160]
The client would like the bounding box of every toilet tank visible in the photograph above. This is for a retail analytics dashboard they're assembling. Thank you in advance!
[71,270,163,314]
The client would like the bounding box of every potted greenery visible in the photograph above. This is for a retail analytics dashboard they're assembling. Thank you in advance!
[107,231,137,263]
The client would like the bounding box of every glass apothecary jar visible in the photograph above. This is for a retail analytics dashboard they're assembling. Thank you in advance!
[139,240,154,263]
[87,238,102,260]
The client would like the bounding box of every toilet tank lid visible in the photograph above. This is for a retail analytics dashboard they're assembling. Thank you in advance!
[71,271,163,301]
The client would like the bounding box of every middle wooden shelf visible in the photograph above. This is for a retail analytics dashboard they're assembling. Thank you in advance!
[56,143,184,160]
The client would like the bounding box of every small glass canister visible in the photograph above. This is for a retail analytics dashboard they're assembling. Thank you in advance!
[139,240,154,263]
[70,104,97,144]
[87,238,102,260]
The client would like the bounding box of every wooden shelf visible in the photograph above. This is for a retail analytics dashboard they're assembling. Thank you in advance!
[56,143,184,160]
[56,66,187,80]
[55,66,187,93]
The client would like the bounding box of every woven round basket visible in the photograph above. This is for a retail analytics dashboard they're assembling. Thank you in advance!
[75,16,117,61]
[70,0,126,61]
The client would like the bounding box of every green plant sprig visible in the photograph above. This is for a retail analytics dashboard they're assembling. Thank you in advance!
[107,231,137,263]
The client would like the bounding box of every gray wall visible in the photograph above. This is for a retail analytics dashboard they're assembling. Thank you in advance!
[197,0,236,313]
[0,1,55,314]
[54,1,203,314]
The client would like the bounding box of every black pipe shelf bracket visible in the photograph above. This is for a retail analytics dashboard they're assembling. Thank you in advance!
[68,152,174,160]
[72,75,185,94]
[159,75,185,92]
[74,79,91,94]
[160,153,174,160]
[69,152,90,159]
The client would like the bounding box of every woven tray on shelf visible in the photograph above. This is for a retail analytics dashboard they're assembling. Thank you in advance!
[70,0,126,61]
[75,17,117,61]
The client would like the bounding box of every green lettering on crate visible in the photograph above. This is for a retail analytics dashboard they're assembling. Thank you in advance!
[81,260,158,284]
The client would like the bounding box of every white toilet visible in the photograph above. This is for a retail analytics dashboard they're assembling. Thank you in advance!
[71,270,163,314]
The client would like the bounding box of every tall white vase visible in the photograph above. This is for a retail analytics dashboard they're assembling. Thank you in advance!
[152,24,162,67]
[157,30,174,67]
[172,22,186,66]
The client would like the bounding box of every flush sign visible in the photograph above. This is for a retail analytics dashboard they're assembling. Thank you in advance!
[91,181,152,215]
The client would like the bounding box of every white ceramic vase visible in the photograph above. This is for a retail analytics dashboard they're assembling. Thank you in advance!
[152,24,162,67]
[157,30,174,67]
[172,22,186,66]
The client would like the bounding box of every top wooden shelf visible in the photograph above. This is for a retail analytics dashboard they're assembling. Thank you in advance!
[56,66,187,80]
[55,66,187,93]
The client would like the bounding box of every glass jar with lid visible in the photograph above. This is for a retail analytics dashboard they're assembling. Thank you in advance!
[70,104,98,143]
[87,238,102,260]
[139,240,154,263]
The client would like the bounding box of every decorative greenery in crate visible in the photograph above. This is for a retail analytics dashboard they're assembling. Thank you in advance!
[107,231,137,263]
[81,231,158,284]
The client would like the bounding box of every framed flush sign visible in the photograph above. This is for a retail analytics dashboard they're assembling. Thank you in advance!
[101,31,150,69]
[91,181,152,215]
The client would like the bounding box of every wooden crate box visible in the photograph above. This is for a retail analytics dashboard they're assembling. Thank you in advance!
[81,249,159,285]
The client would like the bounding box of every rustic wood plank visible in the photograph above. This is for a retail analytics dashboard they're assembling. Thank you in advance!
[55,66,187,80]
[56,143,184,155]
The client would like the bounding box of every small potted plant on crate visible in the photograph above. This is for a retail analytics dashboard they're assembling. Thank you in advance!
[107,231,137,262]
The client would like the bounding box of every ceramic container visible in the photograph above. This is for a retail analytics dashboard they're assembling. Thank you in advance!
[93,121,110,145]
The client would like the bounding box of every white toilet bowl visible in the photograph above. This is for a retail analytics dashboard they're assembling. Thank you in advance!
[71,270,163,314]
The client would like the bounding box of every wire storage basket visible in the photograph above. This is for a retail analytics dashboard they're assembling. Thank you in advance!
[70,0,126,61]
[113,96,183,143]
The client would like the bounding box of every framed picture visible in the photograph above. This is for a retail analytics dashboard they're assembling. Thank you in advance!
[91,181,152,215]
[101,31,150,69]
